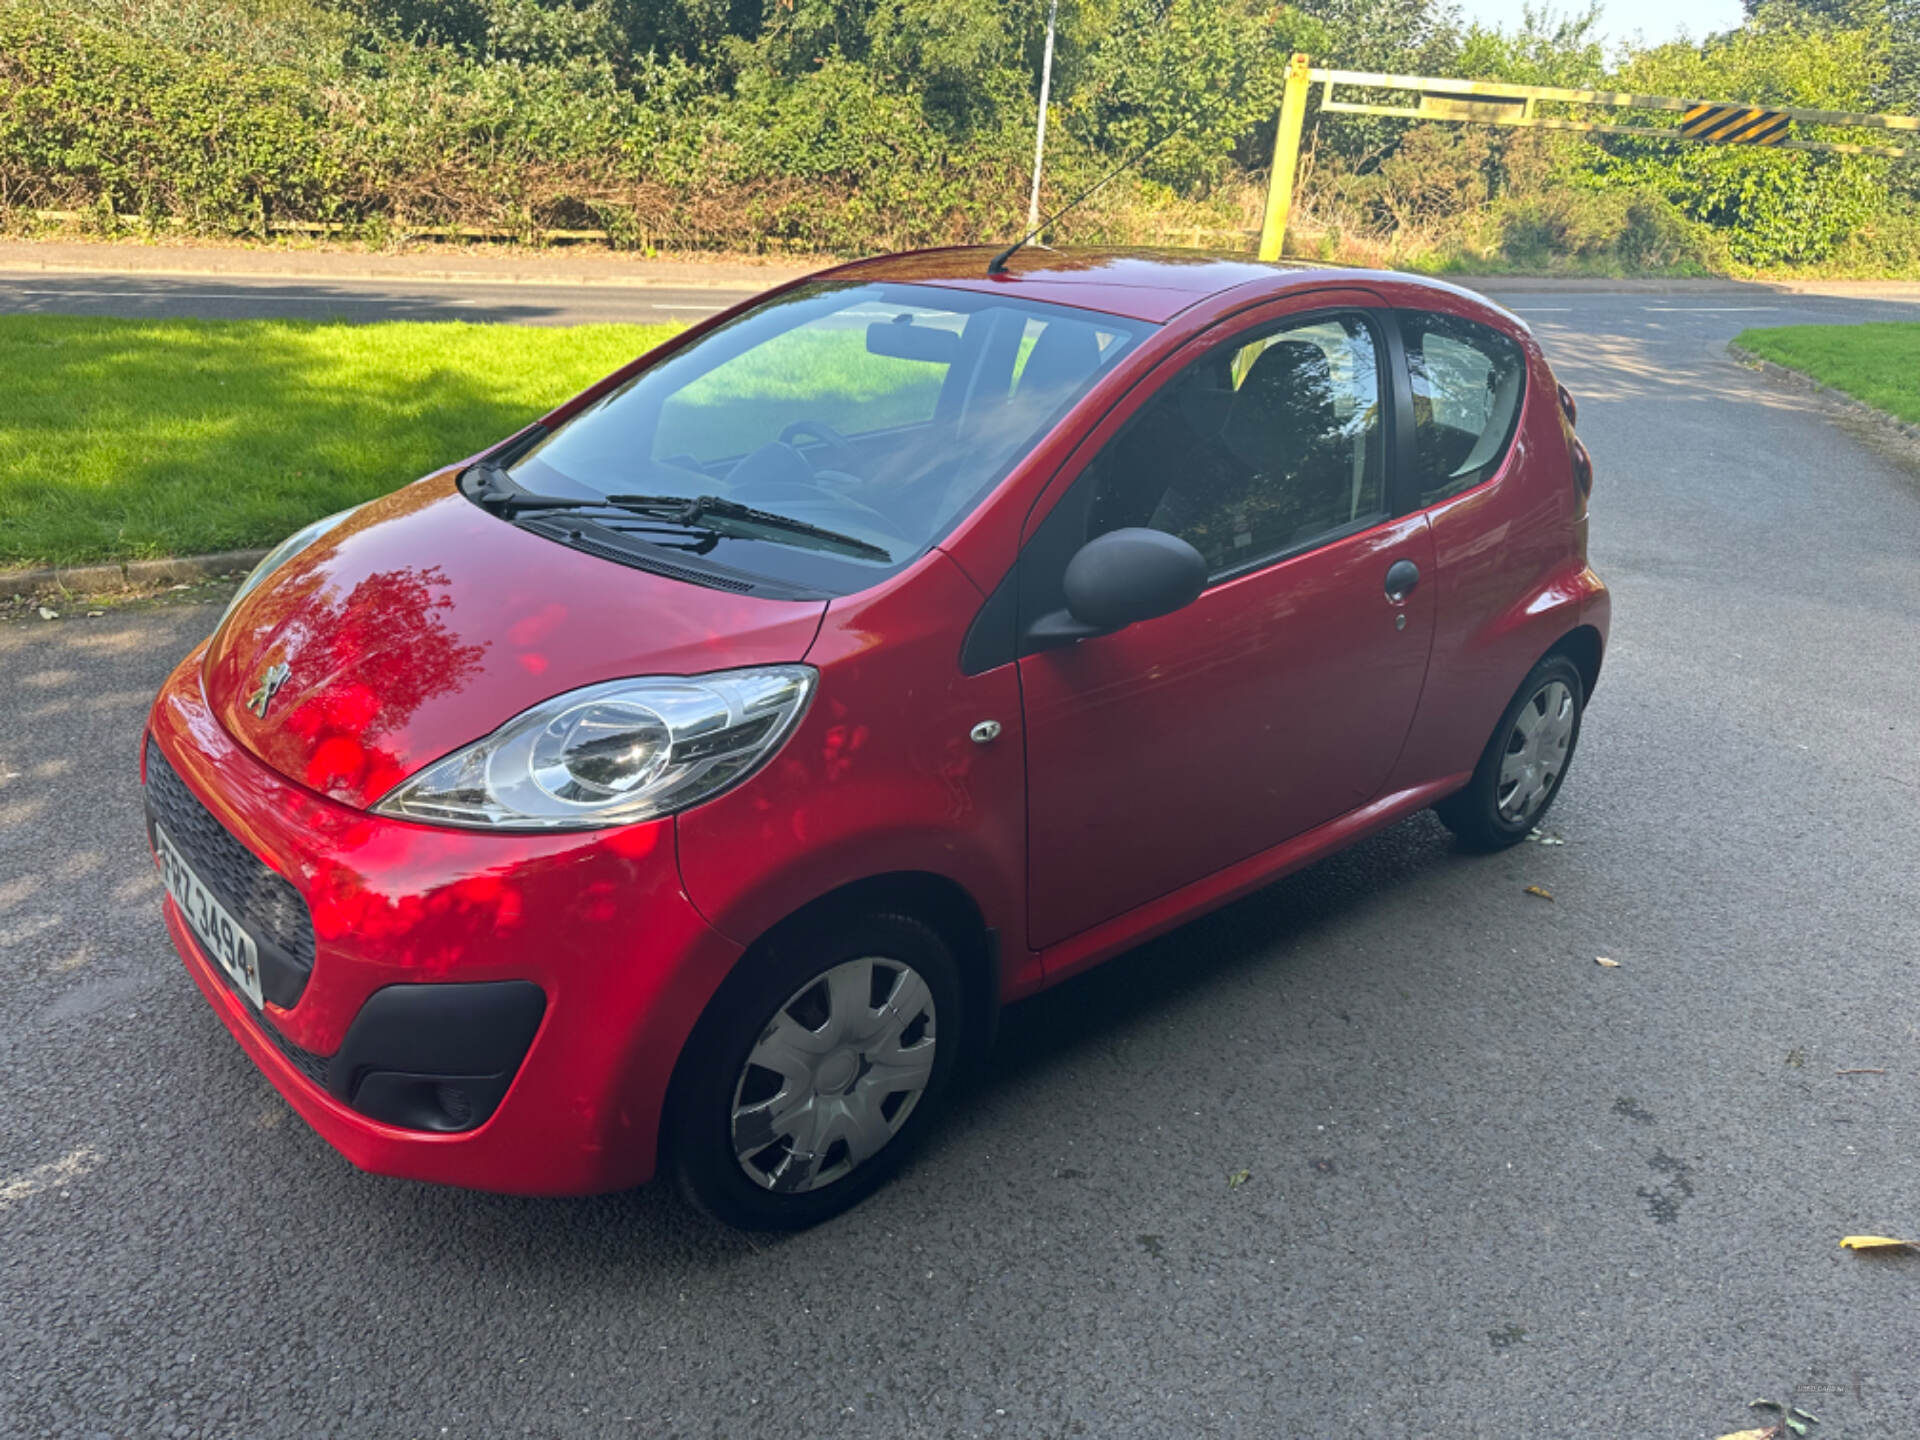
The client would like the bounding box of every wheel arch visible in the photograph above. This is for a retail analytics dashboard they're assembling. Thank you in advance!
[749,871,998,1055]
[659,869,1000,1167]
[1546,622,1604,700]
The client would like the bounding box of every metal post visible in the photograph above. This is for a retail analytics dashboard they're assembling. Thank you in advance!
[1258,53,1313,262]
[1026,0,1060,237]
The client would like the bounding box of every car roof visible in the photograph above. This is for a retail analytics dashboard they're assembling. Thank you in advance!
[816,246,1502,325]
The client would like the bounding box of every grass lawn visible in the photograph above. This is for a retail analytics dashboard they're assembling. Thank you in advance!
[1734,323,1920,427]
[0,316,678,569]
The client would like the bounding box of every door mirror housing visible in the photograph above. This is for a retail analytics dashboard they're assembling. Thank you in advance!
[1026,527,1208,650]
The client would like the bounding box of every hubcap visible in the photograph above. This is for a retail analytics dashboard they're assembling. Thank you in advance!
[730,957,937,1195]
[1497,679,1575,825]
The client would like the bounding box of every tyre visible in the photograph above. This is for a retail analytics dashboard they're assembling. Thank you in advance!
[666,911,964,1230]
[1435,652,1586,852]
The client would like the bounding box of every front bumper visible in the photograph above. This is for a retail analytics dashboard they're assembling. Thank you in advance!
[146,644,743,1195]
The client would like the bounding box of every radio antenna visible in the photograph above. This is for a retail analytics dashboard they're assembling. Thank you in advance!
[987,99,1226,275]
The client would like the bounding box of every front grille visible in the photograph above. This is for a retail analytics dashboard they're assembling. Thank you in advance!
[265,1029,333,1089]
[144,738,316,1004]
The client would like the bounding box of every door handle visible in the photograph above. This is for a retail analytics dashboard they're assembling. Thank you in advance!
[1384,559,1420,604]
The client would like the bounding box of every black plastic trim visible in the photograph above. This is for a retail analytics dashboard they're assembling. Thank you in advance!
[959,565,1021,675]
[484,421,551,468]
[1378,309,1422,518]
[329,981,547,1132]
[1384,557,1421,602]
[1012,441,1104,659]
[143,739,316,1010]
[348,1071,512,1134]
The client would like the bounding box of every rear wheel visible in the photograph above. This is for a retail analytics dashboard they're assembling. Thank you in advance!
[667,912,963,1230]
[1436,653,1585,851]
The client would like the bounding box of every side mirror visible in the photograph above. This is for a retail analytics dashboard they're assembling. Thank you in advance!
[1026,527,1207,650]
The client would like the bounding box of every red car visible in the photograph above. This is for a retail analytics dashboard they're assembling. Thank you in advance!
[143,249,1607,1228]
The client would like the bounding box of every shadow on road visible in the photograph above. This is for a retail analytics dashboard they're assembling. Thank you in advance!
[336,809,1473,1271]
[983,815,1462,1092]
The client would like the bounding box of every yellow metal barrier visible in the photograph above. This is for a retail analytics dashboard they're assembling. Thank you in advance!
[1257,54,1314,265]
[1256,55,1919,262]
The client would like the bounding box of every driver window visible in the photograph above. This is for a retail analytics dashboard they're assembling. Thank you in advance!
[1085,313,1386,578]
[652,299,963,465]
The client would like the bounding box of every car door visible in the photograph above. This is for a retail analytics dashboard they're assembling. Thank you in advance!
[1017,294,1438,953]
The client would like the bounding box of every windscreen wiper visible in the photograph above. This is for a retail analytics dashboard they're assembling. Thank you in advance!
[462,462,634,518]
[462,461,553,514]
[595,493,893,563]
[463,466,891,562]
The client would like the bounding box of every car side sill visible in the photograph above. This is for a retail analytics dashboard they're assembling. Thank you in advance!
[1034,773,1471,988]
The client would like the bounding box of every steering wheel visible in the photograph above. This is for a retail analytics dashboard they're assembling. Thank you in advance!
[777,419,863,476]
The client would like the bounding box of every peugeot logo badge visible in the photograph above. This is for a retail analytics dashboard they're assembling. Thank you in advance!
[246,661,292,719]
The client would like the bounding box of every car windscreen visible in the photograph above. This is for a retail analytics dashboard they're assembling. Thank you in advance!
[506,282,1153,594]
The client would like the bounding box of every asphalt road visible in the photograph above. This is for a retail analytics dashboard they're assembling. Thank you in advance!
[4,274,1920,1439]
[0,270,749,325]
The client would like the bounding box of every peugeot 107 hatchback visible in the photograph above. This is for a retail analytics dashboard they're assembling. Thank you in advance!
[143,248,1608,1229]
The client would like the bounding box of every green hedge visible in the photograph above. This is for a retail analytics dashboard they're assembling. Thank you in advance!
[0,1,1105,251]
[0,5,337,231]
[0,0,1915,271]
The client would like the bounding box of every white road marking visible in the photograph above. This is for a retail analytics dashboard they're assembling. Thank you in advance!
[0,1145,102,1211]
[648,303,725,312]
[1641,306,1777,312]
[1511,307,1573,312]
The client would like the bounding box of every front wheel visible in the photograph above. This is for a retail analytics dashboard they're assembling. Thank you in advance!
[666,912,964,1230]
[1435,653,1586,851]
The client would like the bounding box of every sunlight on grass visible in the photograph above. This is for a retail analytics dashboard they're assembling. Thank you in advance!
[656,324,946,461]
[0,316,679,567]
[1735,324,1920,427]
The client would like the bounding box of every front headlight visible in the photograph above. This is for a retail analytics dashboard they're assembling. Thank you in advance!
[373,666,816,831]
[221,508,357,624]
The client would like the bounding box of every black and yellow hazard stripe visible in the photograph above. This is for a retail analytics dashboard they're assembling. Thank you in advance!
[1680,103,1792,146]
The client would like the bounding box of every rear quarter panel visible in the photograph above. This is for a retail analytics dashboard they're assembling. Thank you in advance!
[1384,321,1605,792]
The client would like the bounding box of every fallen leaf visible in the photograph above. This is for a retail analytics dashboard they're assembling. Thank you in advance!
[1840,1234,1918,1252]
[1227,1169,1250,1190]
[1524,885,1553,901]
[36,606,58,620]
[1714,1429,1774,1440]
[1792,1408,1821,1425]
[1595,956,1620,968]
[1784,1417,1808,1437]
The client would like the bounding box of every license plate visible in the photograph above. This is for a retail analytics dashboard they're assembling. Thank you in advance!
[154,822,263,1009]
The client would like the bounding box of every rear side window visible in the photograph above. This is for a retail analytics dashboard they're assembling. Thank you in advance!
[1401,311,1526,505]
